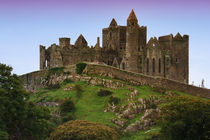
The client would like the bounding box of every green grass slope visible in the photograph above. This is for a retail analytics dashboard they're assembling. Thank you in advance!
[29,75,206,139]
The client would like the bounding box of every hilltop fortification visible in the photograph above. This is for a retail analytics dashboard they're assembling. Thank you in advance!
[40,10,189,83]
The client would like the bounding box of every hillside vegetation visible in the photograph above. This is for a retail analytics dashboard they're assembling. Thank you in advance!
[29,67,209,139]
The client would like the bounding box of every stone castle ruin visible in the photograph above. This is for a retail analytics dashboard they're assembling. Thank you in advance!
[40,10,189,83]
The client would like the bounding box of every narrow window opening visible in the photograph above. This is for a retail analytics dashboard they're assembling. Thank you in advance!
[159,58,161,73]
[152,58,155,73]
[147,58,149,72]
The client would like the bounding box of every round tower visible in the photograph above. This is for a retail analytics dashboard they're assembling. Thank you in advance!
[125,9,139,72]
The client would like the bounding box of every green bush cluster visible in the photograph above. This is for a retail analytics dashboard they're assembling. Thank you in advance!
[61,112,75,123]
[59,98,75,122]
[0,63,52,140]
[59,98,75,115]
[97,89,113,97]
[159,96,210,140]
[49,67,65,74]
[47,120,119,140]
[76,62,87,74]
[108,96,120,104]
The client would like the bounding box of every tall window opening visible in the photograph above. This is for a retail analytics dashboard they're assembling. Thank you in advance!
[159,58,161,73]
[152,58,155,73]
[147,58,149,72]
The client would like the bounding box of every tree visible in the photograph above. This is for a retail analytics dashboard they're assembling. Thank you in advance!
[0,63,52,139]
[159,96,210,140]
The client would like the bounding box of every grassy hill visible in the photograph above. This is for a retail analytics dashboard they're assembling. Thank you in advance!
[28,72,205,140]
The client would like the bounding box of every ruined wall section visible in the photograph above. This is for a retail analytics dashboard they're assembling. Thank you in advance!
[157,34,189,83]
[60,47,96,66]
[144,37,163,77]
[41,36,102,69]
[46,44,63,68]
[40,45,46,70]
[119,26,126,51]
[170,34,189,83]
[138,26,147,52]
[102,27,120,51]
[84,64,210,99]
[102,24,126,66]
[138,26,147,73]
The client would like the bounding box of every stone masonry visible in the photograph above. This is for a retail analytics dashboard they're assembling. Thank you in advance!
[40,10,189,83]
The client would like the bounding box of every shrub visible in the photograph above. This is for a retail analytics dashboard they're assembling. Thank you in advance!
[49,67,65,74]
[0,130,8,140]
[47,67,65,79]
[76,62,87,74]
[108,96,120,104]
[47,120,119,140]
[61,112,75,123]
[59,98,75,115]
[0,63,52,139]
[97,89,113,96]
[159,96,210,140]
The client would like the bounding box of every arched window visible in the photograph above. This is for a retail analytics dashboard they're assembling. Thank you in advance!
[152,58,155,73]
[159,58,161,73]
[147,58,149,72]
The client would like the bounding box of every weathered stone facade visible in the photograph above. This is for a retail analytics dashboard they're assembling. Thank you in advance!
[40,10,189,83]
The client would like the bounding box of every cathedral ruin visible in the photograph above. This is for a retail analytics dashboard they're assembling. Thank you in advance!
[40,10,189,83]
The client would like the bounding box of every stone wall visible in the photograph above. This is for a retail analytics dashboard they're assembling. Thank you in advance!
[20,63,210,98]
[21,70,48,93]
[83,64,210,99]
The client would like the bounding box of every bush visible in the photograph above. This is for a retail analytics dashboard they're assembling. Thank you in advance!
[61,113,75,123]
[76,62,87,74]
[0,130,8,140]
[159,96,210,140]
[98,89,113,97]
[47,67,65,79]
[0,63,52,139]
[59,98,75,115]
[47,120,119,140]
[108,96,120,104]
[49,67,65,75]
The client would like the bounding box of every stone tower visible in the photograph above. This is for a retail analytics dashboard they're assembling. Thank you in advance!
[125,9,140,72]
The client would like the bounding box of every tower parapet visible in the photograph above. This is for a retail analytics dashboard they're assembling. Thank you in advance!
[59,37,70,48]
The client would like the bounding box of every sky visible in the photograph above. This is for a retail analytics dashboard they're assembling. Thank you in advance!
[0,0,210,88]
